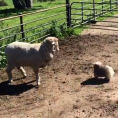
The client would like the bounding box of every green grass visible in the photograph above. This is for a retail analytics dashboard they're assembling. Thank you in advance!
[0,0,118,68]
[0,0,118,41]
[0,0,64,17]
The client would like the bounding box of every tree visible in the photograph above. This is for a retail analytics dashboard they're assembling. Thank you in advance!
[12,0,33,9]
[25,0,32,8]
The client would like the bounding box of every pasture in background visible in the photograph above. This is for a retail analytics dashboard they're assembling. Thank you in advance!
[0,0,118,68]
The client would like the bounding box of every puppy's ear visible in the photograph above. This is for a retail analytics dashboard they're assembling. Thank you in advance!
[94,64,99,68]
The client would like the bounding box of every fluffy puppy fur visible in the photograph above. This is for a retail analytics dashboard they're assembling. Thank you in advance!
[93,61,115,82]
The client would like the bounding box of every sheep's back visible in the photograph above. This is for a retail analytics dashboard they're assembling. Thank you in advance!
[5,42,41,66]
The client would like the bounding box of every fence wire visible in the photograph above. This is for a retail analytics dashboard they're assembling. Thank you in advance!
[71,0,118,26]
[0,5,66,52]
[1,0,118,67]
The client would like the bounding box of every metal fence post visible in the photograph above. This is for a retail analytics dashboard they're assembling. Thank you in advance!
[116,0,118,8]
[102,0,104,15]
[93,0,96,21]
[81,2,84,23]
[110,0,112,11]
[19,13,25,40]
[66,0,71,27]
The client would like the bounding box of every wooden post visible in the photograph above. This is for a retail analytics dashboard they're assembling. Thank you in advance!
[19,13,25,40]
[66,0,71,27]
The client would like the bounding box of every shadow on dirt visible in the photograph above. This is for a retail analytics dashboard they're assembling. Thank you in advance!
[0,80,34,96]
[81,78,109,85]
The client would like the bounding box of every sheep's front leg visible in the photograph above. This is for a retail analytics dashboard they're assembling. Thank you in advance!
[6,65,14,83]
[17,66,27,78]
[33,68,40,86]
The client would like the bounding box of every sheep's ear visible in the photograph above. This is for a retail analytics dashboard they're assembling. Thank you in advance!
[45,39,51,44]
[45,40,53,47]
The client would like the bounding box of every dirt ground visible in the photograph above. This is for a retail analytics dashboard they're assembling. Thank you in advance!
[1,16,118,118]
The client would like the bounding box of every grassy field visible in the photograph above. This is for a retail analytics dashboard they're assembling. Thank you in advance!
[0,0,65,17]
[0,0,118,68]
[0,0,78,48]
[0,0,69,67]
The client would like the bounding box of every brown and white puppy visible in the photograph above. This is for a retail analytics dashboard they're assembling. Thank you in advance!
[93,61,115,82]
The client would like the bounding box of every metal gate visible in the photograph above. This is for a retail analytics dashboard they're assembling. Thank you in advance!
[66,0,118,28]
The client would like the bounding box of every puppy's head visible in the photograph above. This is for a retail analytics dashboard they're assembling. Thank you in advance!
[93,61,103,70]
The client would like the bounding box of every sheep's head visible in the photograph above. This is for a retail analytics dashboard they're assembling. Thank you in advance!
[44,37,59,53]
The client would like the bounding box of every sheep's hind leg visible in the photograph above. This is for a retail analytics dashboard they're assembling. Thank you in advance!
[6,65,14,83]
[33,68,40,86]
[17,66,27,78]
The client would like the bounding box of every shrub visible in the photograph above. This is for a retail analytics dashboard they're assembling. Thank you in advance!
[46,20,61,37]
[47,20,74,38]
[0,51,7,68]
[59,23,74,37]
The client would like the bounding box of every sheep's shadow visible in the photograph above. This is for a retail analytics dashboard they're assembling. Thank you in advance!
[0,80,34,96]
[81,77,109,85]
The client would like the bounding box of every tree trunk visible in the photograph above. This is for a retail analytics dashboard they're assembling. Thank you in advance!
[25,0,32,8]
[12,0,32,9]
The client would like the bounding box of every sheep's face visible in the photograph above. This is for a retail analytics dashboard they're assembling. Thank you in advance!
[45,37,59,53]
[52,39,59,52]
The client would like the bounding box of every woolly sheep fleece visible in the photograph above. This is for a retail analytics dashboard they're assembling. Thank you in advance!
[5,37,59,86]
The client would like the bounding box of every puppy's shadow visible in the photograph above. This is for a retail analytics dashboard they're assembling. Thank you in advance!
[81,77,109,85]
[0,80,34,96]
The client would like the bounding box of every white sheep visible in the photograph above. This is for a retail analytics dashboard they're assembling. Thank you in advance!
[93,61,115,82]
[5,37,59,86]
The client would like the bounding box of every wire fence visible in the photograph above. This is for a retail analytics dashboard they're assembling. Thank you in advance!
[70,0,118,27]
[0,5,66,51]
[0,0,118,67]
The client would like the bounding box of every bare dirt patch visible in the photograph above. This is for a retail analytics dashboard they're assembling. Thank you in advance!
[1,16,118,118]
